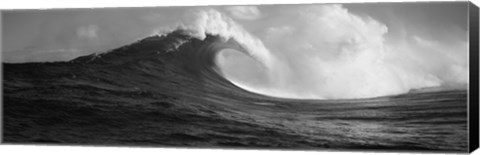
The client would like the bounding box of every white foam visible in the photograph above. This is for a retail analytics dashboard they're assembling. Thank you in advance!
[167,5,469,99]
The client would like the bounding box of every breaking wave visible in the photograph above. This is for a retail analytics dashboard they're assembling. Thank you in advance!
[157,7,467,100]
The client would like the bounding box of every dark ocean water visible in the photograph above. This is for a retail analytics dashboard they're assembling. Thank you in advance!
[2,30,469,152]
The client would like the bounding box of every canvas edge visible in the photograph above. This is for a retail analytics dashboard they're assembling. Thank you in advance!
[468,1,479,153]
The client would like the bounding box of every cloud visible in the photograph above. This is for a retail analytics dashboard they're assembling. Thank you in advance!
[224,6,261,20]
[76,25,99,39]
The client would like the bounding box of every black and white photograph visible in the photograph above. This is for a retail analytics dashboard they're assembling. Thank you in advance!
[1,0,479,154]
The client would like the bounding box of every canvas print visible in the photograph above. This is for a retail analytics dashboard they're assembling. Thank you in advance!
[1,1,477,153]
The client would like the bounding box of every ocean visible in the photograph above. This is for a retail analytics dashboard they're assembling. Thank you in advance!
[2,30,468,152]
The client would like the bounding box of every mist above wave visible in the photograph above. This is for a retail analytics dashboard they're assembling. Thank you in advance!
[154,5,468,99]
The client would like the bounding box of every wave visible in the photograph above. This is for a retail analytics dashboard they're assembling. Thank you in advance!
[150,8,466,100]
[2,5,469,150]
[70,29,265,97]
[70,7,468,100]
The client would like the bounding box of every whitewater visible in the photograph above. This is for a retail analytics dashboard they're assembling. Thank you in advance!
[157,6,468,99]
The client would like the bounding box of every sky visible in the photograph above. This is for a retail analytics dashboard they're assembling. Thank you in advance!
[1,2,468,63]
[1,2,471,99]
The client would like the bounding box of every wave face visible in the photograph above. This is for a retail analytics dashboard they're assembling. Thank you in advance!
[3,29,468,151]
